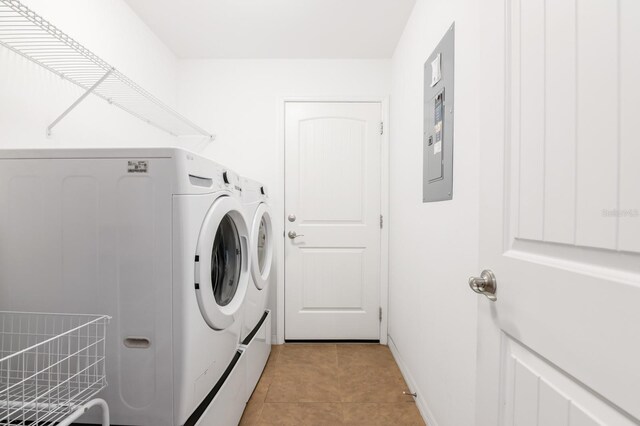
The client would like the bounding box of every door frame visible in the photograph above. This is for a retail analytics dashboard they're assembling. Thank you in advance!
[276,96,390,345]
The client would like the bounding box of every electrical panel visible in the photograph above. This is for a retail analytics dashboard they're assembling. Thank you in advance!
[423,23,455,202]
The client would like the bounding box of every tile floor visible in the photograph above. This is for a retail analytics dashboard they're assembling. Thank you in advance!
[239,344,425,425]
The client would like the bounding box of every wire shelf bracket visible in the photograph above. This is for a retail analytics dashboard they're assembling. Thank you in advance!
[46,67,114,137]
[0,0,215,140]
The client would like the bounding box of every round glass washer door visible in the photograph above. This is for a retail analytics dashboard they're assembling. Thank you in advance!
[195,195,250,330]
[250,203,273,290]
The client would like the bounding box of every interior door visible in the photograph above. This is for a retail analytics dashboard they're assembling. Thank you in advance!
[476,0,640,424]
[284,101,382,340]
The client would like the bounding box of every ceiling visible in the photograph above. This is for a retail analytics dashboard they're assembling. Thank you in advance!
[123,0,416,59]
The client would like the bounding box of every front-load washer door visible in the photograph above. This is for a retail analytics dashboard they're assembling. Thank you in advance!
[195,195,251,330]
[250,203,273,290]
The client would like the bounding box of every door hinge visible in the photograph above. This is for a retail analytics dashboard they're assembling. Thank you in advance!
[379,307,383,322]
[380,122,384,135]
[380,214,383,229]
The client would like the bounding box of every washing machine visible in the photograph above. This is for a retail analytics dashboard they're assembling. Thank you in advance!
[240,177,274,401]
[0,147,249,426]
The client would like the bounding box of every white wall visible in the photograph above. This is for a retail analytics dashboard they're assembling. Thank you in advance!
[0,0,180,148]
[388,0,480,425]
[177,59,391,338]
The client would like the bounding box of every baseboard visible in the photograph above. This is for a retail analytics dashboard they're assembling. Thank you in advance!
[388,335,440,426]
[271,334,278,344]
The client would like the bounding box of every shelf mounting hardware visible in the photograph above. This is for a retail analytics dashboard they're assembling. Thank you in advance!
[47,68,114,137]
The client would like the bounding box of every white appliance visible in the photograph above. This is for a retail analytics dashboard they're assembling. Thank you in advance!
[239,177,274,401]
[0,148,249,426]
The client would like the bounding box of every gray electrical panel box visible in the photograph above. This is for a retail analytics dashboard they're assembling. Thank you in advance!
[423,23,454,202]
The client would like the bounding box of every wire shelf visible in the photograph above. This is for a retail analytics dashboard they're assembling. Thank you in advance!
[0,312,110,425]
[0,0,213,139]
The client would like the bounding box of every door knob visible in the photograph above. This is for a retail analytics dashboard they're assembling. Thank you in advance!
[288,214,296,222]
[288,230,304,239]
[469,269,497,301]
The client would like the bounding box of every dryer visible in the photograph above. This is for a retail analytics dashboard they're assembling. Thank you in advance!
[0,148,249,426]
[240,177,274,401]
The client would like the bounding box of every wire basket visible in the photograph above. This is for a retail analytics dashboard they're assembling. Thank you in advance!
[0,312,110,425]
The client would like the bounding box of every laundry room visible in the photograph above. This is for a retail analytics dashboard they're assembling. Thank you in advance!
[0,0,638,425]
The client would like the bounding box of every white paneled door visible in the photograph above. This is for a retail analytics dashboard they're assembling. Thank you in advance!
[477,0,640,425]
[284,102,382,340]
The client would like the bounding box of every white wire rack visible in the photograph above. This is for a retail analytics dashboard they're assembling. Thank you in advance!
[0,312,111,426]
[0,0,214,139]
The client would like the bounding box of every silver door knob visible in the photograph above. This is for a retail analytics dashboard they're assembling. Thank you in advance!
[288,214,296,222]
[288,230,304,239]
[469,269,497,301]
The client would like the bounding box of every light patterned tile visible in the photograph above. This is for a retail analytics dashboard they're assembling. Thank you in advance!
[266,363,341,403]
[241,344,425,425]
[336,344,393,360]
[258,403,343,425]
[276,344,338,366]
[337,344,399,372]
[239,399,264,426]
[260,346,281,384]
[342,403,425,425]
[338,365,414,403]
[270,344,283,359]
[249,376,271,403]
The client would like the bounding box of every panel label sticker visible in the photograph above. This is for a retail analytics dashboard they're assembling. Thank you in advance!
[127,160,149,173]
[431,53,442,87]
[434,92,444,154]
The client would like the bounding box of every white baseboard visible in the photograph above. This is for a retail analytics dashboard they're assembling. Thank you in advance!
[388,335,439,426]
